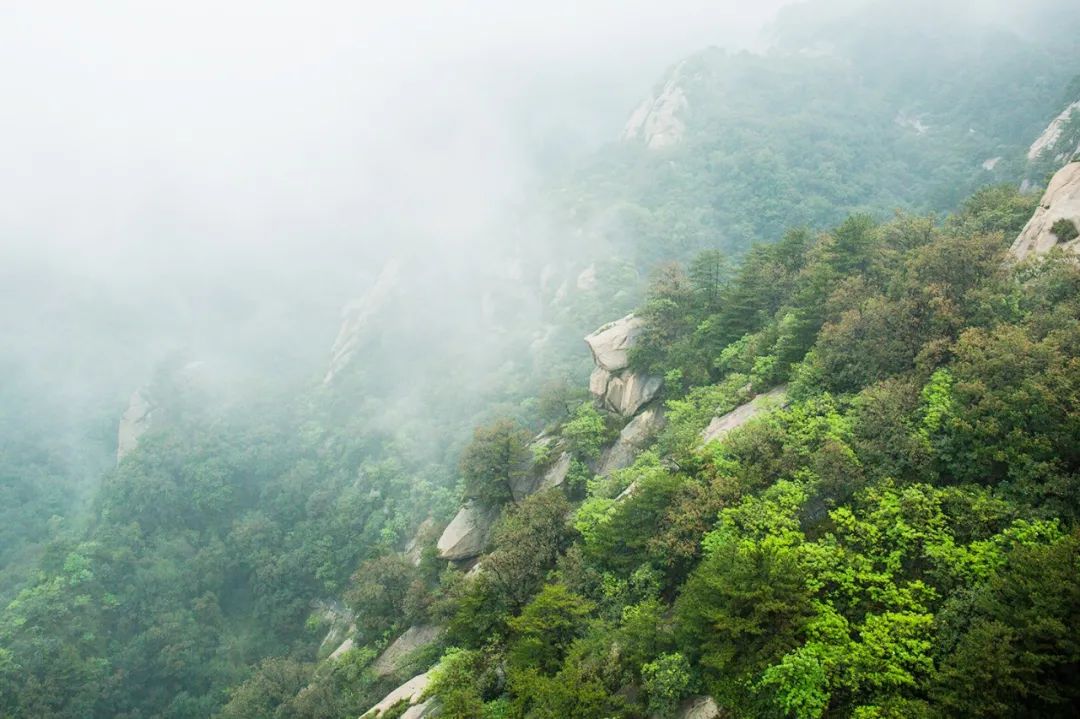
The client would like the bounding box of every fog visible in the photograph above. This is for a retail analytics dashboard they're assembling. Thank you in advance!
[7,0,1077,462]
[0,1,803,443]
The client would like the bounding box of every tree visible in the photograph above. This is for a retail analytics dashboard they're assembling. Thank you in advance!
[641,652,694,717]
[460,419,532,508]
[932,532,1080,718]
[561,404,611,462]
[1051,218,1079,244]
[344,554,423,642]
[688,249,732,314]
[537,379,589,424]
[217,658,312,719]
[484,490,573,611]
[508,584,594,674]
[675,485,815,714]
[427,648,486,719]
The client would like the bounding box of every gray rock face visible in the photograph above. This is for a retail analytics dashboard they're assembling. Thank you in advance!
[329,638,354,660]
[323,259,401,385]
[623,60,688,150]
[399,699,438,719]
[510,436,570,501]
[1028,101,1080,162]
[405,518,437,567]
[585,315,663,417]
[576,264,598,291]
[615,479,640,502]
[599,405,666,476]
[436,503,498,561]
[534,451,572,494]
[585,314,643,372]
[361,671,431,718]
[315,600,355,659]
[1010,162,1080,262]
[116,389,155,463]
[672,695,721,719]
[701,385,789,446]
[601,371,663,417]
[372,625,443,677]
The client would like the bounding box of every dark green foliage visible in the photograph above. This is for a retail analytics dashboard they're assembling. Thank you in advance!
[216,658,313,719]
[0,394,453,719]
[345,554,426,643]
[676,519,814,712]
[505,186,1080,718]
[1051,218,1079,243]
[484,490,574,611]
[932,532,1080,718]
[460,418,533,508]
[508,584,594,674]
[428,648,487,719]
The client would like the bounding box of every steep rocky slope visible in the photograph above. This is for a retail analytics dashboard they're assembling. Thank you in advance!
[1011,161,1080,261]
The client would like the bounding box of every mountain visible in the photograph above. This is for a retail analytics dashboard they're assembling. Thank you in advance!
[4,2,1080,718]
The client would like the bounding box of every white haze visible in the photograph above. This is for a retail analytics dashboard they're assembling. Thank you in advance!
[0,0,793,413]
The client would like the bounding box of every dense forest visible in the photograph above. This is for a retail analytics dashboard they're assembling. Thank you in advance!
[3,1,1080,718]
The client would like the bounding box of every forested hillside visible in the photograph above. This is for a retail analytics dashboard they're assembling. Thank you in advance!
[3,2,1080,719]
[394,181,1079,718]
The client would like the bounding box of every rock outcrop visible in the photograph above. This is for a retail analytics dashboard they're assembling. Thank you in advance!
[894,110,929,135]
[116,360,209,463]
[399,699,437,719]
[436,503,499,561]
[329,638,354,660]
[623,61,688,150]
[372,625,443,677]
[361,671,431,718]
[673,695,721,719]
[576,264,598,291]
[586,314,644,371]
[599,405,666,476]
[701,385,789,446]
[323,259,401,385]
[585,315,663,417]
[116,389,155,463]
[1009,162,1080,262]
[1028,100,1080,162]
[315,600,355,659]
[511,450,572,501]
[404,518,437,566]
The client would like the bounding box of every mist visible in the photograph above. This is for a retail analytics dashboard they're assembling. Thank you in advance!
[6,2,1080,716]
[0,1,791,404]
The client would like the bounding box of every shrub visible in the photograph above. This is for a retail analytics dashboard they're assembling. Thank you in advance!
[1050,218,1079,244]
[561,404,612,461]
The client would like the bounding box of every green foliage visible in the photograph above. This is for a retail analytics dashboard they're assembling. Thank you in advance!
[1051,218,1079,243]
[577,453,686,573]
[484,490,573,611]
[460,418,533,508]
[428,648,487,719]
[216,658,314,719]
[508,584,594,675]
[641,652,694,717]
[932,532,1080,717]
[345,554,426,643]
[561,404,612,461]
